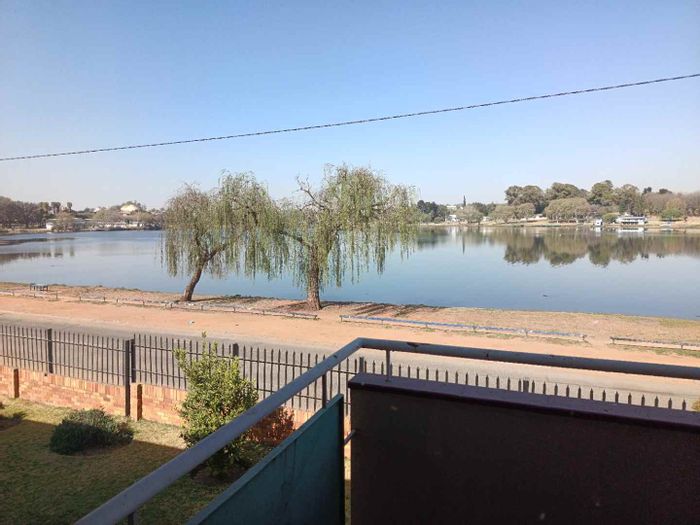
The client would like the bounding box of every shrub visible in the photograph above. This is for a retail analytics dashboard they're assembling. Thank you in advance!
[602,212,619,224]
[249,407,295,447]
[176,347,258,478]
[49,409,133,455]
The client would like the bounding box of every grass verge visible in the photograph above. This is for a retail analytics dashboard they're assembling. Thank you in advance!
[0,399,226,524]
[608,343,700,360]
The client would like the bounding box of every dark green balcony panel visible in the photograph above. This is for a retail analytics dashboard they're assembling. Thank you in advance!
[190,395,344,525]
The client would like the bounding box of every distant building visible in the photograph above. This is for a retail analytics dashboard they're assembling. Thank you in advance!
[46,217,87,232]
[120,203,140,214]
[615,215,647,225]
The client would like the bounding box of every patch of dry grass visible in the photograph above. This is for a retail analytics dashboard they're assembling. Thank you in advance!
[0,399,225,524]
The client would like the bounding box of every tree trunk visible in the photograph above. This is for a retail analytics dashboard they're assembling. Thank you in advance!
[182,263,205,302]
[306,256,322,310]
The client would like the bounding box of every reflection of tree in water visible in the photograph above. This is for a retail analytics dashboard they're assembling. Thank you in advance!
[417,227,700,267]
[542,234,589,266]
[0,246,70,267]
[503,235,543,264]
[0,251,44,267]
[415,228,455,249]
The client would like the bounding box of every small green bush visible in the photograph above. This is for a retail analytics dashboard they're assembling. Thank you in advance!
[176,347,258,478]
[49,408,133,455]
[602,212,619,224]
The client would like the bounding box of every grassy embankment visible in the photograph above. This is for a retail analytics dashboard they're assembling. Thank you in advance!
[0,399,353,523]
[0,399,223,524]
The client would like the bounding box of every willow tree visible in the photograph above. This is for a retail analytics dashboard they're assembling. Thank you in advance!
[162,172,283,302]
[277,165,418,310]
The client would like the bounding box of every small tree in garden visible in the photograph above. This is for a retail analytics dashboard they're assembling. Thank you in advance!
[176,347,258,477]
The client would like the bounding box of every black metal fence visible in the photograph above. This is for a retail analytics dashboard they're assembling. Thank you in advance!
[0,324,126,385]
[0,324,362,414]
[0,323,694,414]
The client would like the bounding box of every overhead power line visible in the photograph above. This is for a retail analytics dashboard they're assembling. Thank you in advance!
[1,73,698,162]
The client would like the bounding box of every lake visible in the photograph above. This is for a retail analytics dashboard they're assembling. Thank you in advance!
[1,228,699,319]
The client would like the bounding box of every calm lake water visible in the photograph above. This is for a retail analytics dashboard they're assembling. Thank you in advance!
[1,228,699,319]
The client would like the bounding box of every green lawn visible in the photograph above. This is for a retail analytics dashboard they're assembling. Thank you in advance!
[0,399,225,524]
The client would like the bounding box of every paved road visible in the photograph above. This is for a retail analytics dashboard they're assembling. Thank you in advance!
[1,312,698,410]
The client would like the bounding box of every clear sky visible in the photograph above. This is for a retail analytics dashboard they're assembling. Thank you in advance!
[1,1,698,209]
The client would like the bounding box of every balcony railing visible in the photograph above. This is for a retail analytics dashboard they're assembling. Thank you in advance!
[78,337,700,524]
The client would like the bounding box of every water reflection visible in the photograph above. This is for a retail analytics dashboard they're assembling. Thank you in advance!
[0,229,698,318]
[417,227,700,267]
[0,246,75,266]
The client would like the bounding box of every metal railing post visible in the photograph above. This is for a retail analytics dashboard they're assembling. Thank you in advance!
[46,328,54,374]
[130,338,136,383]
[385,349,392,381]
[321,373,328,408]
[123,339,132,418]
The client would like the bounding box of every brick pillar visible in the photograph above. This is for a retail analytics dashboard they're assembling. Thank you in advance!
[136,384,143,421]
[12,368,20,398]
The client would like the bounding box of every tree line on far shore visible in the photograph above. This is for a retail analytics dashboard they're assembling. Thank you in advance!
[0,197,161,231]
[418,181,700,223]
[162,165,417,309]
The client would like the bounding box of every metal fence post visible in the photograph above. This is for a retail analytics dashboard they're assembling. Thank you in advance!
[124,339,132,418]
[46,328,54,374]
[359,356,366,374]
[385,350,392,381]
[130,337,136,383]
[321,373,328,408]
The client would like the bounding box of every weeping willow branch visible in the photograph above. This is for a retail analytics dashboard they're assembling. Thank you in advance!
[275,164,419,310]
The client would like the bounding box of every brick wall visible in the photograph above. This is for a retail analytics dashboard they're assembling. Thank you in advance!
[136,382,187,425]
[0,364,185,425]
[0,365,328,430]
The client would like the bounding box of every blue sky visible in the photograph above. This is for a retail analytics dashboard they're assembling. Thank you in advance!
[1,1,698,208]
